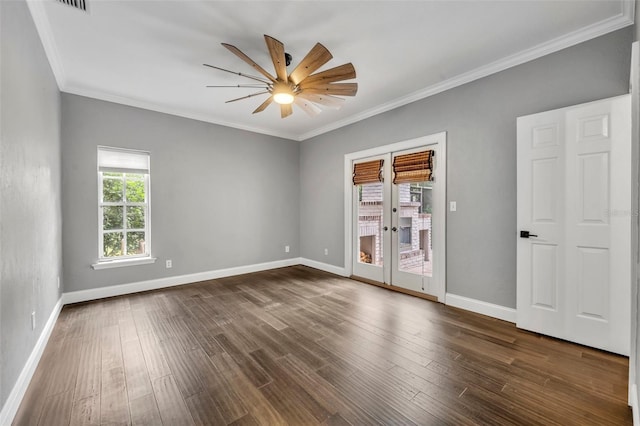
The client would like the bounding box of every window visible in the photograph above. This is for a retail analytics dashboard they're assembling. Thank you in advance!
[96,147,151,265]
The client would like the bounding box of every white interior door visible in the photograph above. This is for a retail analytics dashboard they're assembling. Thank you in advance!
[517,95,631,355]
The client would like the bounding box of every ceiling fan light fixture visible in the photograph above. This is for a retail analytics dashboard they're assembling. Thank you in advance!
[272,83,295,105]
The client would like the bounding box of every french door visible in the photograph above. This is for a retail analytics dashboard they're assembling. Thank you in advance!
[350,138,445,301]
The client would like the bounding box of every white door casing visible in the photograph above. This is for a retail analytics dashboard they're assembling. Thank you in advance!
[345,132,447,302]
[517,95,631,356]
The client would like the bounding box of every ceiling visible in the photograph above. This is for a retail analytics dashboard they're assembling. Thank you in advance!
[28,0,634,141]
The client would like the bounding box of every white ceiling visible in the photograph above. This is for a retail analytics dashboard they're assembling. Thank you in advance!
[28,0,634,141]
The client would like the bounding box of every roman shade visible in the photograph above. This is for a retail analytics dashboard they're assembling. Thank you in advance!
[353,159,384,185]
[98,146,150,174]
[393,150,434,184]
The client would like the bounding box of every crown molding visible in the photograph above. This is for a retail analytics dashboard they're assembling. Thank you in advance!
[298,5,635,141]
[27,0,634,142]
[26,0,66,90]
[62,84,301,141]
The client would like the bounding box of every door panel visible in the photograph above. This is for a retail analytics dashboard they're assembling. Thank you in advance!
[391,146,440,296]
[517,95,630,355]
[352,155,390,283]
[351,138,445,301]
[517,109,565,339]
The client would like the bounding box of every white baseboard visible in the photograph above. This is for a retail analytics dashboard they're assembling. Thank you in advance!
[631,384,640,425]
[299,258,347,277]
[63,258,302,304]
[445,293,517,323]
[0,298,63,426]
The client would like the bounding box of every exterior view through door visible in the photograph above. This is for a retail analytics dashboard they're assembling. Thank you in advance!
[347,133,446,302]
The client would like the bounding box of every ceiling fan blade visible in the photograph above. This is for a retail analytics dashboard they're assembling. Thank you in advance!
[300,63,356,87]
[222,43,276,82]
[225,90,270,103]
[299,83,358,97]
[297,92,345,109]
[253,96,274,114]
[203,64,271,84]
[264,35,287,81]
[280,103,293,118]
[288,43,332,86]
[294,97,322,117]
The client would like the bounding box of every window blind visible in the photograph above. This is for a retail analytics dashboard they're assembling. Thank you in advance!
[98,146,150,174]
[392,150,434,184]
[353,159,384,185]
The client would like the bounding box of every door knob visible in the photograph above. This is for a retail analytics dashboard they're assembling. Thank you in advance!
[392,227,398,232]
[383,226,389,231]
[520,230,538,238]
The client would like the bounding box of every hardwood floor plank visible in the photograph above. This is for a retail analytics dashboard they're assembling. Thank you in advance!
[159,337,204,398]
[122,338,154,401]
[100,325,131,425]
[213,332,272,388]
[153,374,195,425]
[138,330,172,381]
[69,394,100,426]
[129,393,163,426]
[316,364,419,425]
[73,335,102,401]
[13,266,632,426]
[37,390,73,426]
[187,348,248,423]
[185,391,228,425]
[213,352,286,425]
[278,354,381,426]
[250,348,332,423]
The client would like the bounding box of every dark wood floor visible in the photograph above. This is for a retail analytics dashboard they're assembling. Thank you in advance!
[14,265,631,425]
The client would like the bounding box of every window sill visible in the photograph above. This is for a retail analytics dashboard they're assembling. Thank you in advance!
[91,257,157,270]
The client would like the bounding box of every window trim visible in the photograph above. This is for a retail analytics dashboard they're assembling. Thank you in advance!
[96,147,152,267]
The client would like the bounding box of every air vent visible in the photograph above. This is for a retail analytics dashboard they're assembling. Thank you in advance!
[56,0,88,12]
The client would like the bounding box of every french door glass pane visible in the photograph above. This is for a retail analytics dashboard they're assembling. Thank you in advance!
[357,182,384,266]
[397,181,432,277]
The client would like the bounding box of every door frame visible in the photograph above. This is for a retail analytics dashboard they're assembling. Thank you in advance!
[344,132,447,302]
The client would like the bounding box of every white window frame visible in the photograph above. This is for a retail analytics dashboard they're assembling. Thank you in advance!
[92,146,155,269]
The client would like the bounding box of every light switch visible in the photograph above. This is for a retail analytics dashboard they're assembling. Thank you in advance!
[450,201,457,212]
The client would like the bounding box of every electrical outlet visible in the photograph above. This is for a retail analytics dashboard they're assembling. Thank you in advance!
[166,259,172,269]
[285,245,290,253]
[31,312,36,330]
[324,248,329,256]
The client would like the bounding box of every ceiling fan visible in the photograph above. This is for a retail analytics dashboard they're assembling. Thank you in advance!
[204,34,357,118]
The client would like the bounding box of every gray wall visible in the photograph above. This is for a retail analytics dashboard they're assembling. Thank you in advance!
[0,0,63,411]
[300,28,633,309]
[61,94,299,293]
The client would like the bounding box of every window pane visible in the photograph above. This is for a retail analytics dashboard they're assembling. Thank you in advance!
[127,232,146,255]
[126,175,145,202]
[398,182,432,277]
[103,206,123,230]
[357,182,384,266]
[103,232,123,257]
[103,176,123,202]
[127,206,145,229]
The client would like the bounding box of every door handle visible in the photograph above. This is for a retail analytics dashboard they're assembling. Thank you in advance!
[383,226,389,231]
[520,230,538,238]
[392,227,397,232]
